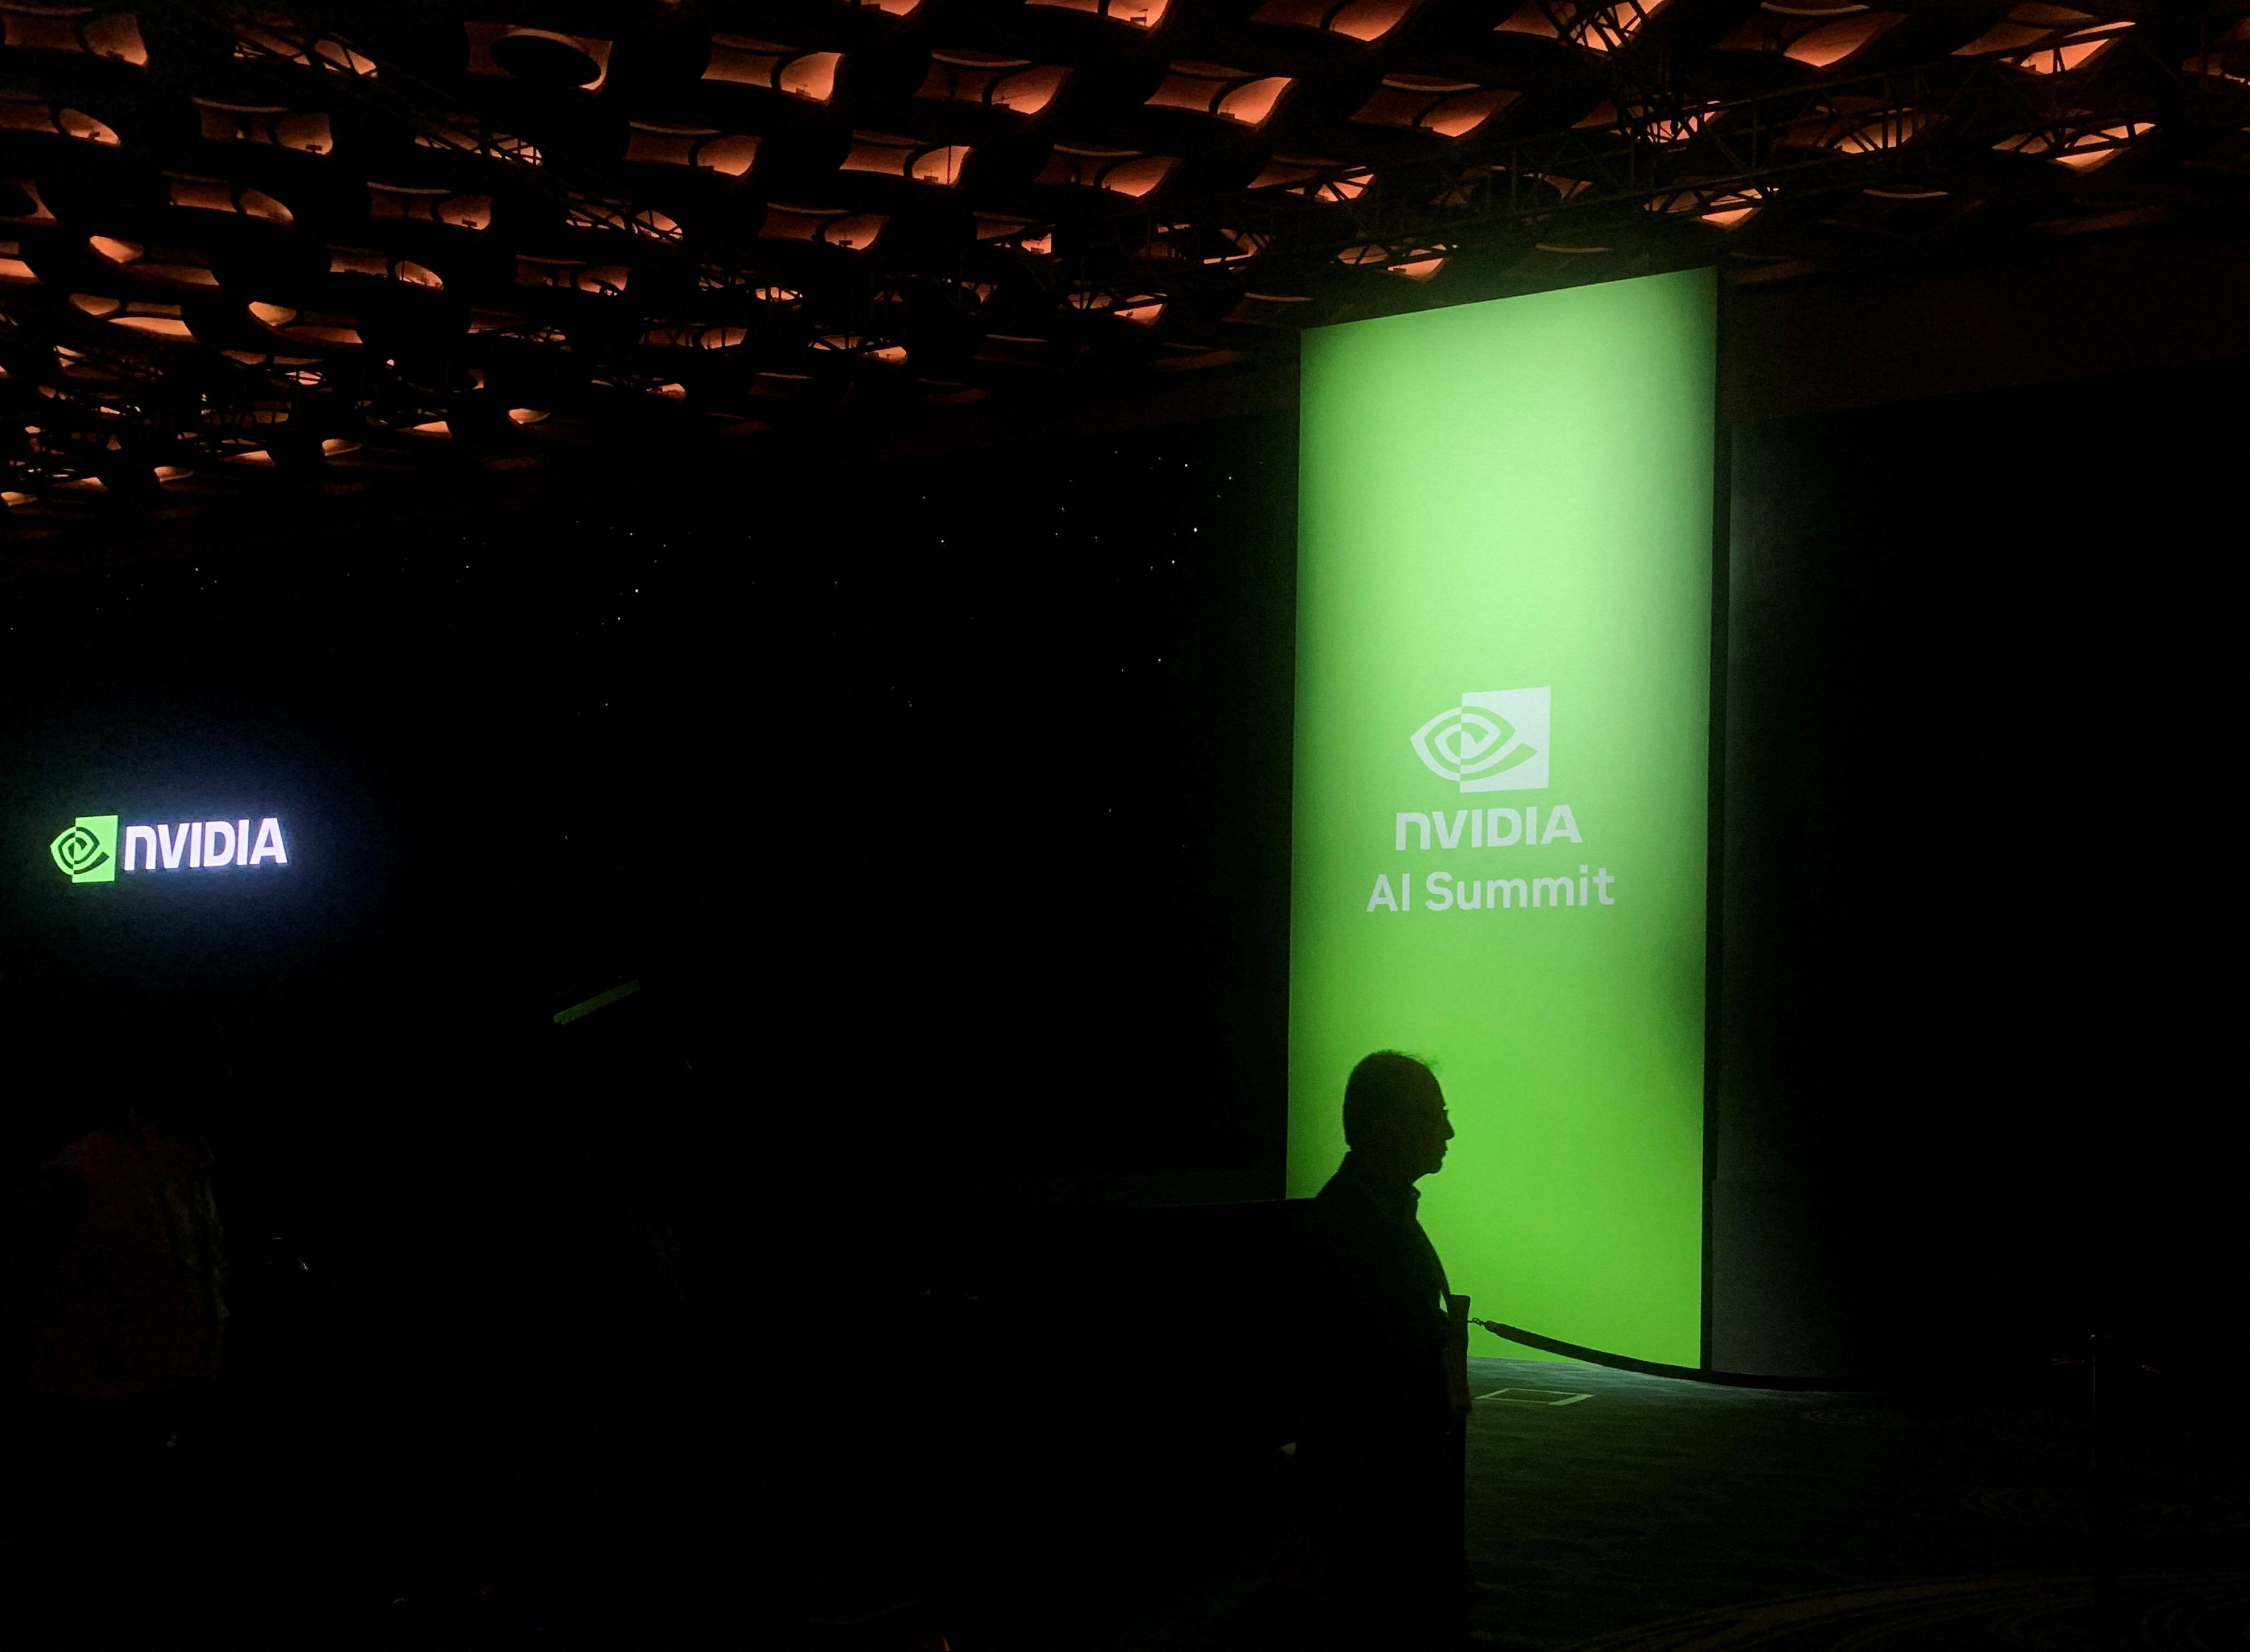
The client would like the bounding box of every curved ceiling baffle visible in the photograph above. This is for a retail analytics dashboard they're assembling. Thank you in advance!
[3,0,2246,531]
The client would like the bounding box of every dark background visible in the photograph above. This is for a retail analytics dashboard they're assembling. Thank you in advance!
[1,338,2238,1639]
[0,413,1306,1640]
[1714,358,2239,1381]
[0,412,1301,1172]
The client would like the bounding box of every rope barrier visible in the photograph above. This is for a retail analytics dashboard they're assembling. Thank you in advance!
[1473,1318,1868,1392]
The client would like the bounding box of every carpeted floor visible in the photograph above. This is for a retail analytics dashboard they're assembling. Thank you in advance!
[1458,1356,2246,1649]
[8,1346,2241,1649]
[1010,1355,2249,1652]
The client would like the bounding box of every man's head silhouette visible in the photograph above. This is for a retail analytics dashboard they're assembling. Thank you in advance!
[1343,1051,1452,1187]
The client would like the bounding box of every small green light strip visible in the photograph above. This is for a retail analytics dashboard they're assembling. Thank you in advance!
[552,978,641,1025]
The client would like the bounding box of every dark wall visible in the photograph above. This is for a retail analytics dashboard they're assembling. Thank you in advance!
[1,410,1304,1547]
[1,413,1305,1631]
[1714,356,2241,1378]
[0,411,1300,1157]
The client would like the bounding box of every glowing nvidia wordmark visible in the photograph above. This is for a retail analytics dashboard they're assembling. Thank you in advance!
[49,814,290,884]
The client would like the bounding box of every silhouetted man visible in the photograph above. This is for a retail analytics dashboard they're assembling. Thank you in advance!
[1296,1051,1467,1641]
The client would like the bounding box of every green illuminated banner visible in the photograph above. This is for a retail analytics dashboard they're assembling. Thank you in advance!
[1290,269,1715,1366]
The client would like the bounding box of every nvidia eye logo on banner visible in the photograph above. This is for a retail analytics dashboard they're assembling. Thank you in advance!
[47,813,289,885]
[1411,688,1550,792]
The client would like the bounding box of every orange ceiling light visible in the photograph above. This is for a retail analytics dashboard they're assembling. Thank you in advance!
[758,205,888,249]
[1353,76,1517,137]
[1546,0,1671,54]
[57,105,119,144]
[1785,12,1900,68]
[1953,3,2088,54]
[166,176,292,224]
[813,332,907,363]
[918,52,1070,114]
[0,98,122,145]
[115,310,191,338]
[1147,63,1295,125]
[194,100,334,153]
[1497,2,1562,38]
[1026,0,1169,26]
[641,323,751,349]
[1649,187,1765,228]
[1784,99,1935,151]
[705,36,843,100]
[566,197,684,241]
[1036,145,1178,196]
[843,134,974,184]
[1310,168,1375,201]
[1713,2,1903,69]
[1,6,148,66]
[249,302,363,346]
[368,184,493,230]
[328,248,445,288]
[1,177,55,228]
[515,256,632,294]
[970,217,1052,256]
[911,145,972,185]
[1954,3,2126,72]
[416,114,540,166]
[1248,155,1336,189]
[229,20,373,77]
[2012,23,2129,74]
[624,124,760,176]
[1252,0,1418,44]
[1386,251,1448,279]
[1996,119,2151,168]
[464,23,612,92]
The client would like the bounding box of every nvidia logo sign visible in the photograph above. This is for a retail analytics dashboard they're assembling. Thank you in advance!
[1412,687,1550,792]
[48,813,290,884]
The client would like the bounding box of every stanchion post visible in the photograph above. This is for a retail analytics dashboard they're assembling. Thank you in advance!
[1446,1293,1471,1566]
